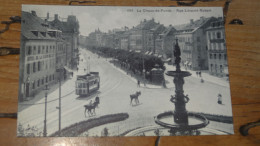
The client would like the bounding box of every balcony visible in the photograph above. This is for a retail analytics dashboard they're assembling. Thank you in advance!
[209,39,225,43]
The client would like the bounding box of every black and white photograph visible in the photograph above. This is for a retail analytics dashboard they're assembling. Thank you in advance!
[17,5,234,137]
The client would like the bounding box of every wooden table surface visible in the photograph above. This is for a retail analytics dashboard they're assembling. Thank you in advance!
[0,0,259,145]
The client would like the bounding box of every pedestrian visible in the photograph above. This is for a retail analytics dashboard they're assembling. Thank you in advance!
[196,72,198,77]
[137,80,140,87]
[162,80,166,88]
[218,94,222,104]
[89,100,93,105]
[199,71,201,77]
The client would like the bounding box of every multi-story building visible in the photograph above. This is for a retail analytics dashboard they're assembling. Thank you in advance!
[49,14,80,69]
[155,25,176,59]
[128,18,161,52]
[206,18,228,77]
[19,11,60,101]
[175,17,217,70]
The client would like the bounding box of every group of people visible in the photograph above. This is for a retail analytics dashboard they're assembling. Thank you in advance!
[196,71,202,77]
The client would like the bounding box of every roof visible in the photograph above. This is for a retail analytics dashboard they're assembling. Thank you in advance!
[160,26,176,37]
[174,17,216,33]
[21,11,56,40]
[48,16,79,33]
[133,19,158,30]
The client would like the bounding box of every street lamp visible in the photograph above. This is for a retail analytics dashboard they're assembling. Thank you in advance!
[56,68,63,136]
[43,85,49,137]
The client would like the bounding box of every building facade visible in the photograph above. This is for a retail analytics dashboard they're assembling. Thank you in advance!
[49,14,80,69]
[19,11,60,101]
[206,18,228,77]
[155,25,176,59]
[175,17,217,70]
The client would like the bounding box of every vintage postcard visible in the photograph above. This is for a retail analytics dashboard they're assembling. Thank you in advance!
[17,5,234,137]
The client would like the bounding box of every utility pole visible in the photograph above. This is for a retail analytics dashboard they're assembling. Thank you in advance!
[43,85,49,137]
[142,55,146,86]
[56,68,62,136]
[59,75,61,136]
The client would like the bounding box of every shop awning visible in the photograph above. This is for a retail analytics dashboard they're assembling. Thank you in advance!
[165,58,171,62]
[63,66,73,73]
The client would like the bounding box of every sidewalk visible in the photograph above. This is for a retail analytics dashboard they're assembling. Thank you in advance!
[107,59,164,89]
[164,64,230,88]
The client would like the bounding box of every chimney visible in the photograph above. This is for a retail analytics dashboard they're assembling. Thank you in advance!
[55,14,58,20]
[47,12,49,20]
[31,11,37,17]
[190,19,194,24]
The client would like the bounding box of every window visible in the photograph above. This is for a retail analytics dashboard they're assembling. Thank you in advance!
[27,46,32,55]
[38,46,41,54]
[214,54,217,59]
[42,46,45,54]
[210,54,212,59]
[220,65,223,73]
[46,46,48,53]
[53,74,55,80]
[38,61,41,71]
[208,32,211,40]
[217,32,221,39]
[37,80,40,87]
[219,54,222,59]
[33,46,36,55]
[33,62,36,73]
[42,78,44,85]
[46,76,48,83]
[27,64,30,74]
[49,75,51,81]
[224,54,227,60]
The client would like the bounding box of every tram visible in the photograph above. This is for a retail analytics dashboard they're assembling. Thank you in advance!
[75,72,100,96]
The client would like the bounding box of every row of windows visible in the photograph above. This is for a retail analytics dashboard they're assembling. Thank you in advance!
[210,64,224,73]
[178,36,193,43]
[27,45,56,55]
[209,43,225,50]
[31,74,55,90]
[208,31,223,40]
[209,53,227,60]
[26,59,55,75]
[76,80,98,88]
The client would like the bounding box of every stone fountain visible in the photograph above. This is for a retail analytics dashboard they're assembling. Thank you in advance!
[154,39,209,136]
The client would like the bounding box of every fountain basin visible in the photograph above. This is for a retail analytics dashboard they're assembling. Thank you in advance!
[166,71,191,77]
[154,111,209,131]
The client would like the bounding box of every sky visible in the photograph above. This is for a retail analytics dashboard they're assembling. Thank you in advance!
[22,5,223,36]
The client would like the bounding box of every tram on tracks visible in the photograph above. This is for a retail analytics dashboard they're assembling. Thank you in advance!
[75,72,100,96]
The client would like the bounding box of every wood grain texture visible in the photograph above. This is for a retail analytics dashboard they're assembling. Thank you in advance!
[0,0,259,145]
